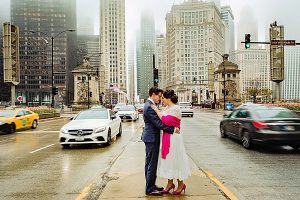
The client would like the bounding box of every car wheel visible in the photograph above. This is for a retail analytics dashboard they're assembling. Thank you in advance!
[290,145,300,150]
[62,144,70,149]
[117,124,122,137]
[31,120,38,129]
[242,131,252,149]
[7,123,16,134]
[106,130,112,146]
[220,124,227,138]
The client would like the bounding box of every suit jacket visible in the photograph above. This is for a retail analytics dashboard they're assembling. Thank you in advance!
[142,99,175,143]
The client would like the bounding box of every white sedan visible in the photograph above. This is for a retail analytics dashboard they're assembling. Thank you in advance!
[117,105,139,121]
[59,108,122,148]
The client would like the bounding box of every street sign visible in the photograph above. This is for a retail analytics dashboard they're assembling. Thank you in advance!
[271,40,296,46]
[17,96,23,102]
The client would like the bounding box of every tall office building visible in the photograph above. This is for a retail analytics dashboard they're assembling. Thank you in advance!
[235,47,272,101]
[221,6,235,53]
[155,34,168,90]
[281,46,300,101]
[127,41,135,104]
[100,0,126,104]
[165,0,225,103]
[136,12,155,101]
[10,0,77,106]
[77,35,100,68]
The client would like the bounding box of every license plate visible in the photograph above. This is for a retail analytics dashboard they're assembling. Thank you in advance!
[75,137,84,141]
[285,126,295,131]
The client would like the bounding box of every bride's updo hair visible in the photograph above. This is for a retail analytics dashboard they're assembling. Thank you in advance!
[163,90,178,104]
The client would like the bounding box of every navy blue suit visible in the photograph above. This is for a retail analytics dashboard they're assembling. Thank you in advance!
[142,99,175,194]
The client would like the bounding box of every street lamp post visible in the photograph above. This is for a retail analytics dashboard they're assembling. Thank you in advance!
[30,29,76,107]
[208,51,228,110]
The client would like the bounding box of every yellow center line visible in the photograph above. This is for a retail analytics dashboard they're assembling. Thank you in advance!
[76,183,93,200]
[203,170,239,200]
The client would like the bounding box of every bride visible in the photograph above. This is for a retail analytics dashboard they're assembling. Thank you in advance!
[151,90,191,195]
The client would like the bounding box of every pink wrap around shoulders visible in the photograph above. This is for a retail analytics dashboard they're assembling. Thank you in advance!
[161,115,181,159]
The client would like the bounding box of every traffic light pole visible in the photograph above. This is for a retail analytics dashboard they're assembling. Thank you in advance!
[51,37,54,108]
[87,74,90,109]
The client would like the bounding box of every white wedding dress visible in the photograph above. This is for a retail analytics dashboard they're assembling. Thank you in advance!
[156,105,191,180]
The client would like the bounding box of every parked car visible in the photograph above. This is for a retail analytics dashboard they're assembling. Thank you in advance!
[117,105,139,121]
[0,108,39,134]
[178,102,194,117]
[113,103,126,113]
[220,105,300,149]
[59,108,122,148]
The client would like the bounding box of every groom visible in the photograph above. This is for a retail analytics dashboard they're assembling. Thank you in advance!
[142,87,179,196]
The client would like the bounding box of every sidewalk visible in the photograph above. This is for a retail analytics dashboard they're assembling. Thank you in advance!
[98,132,229,200]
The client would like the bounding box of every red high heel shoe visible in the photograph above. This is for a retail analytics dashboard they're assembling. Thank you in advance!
[172,184,186,195]
[161,183,175,194]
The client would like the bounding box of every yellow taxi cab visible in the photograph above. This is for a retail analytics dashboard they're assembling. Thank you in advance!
[0,108,39,134]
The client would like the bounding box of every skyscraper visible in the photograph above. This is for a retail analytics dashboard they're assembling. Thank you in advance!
[155,34,168,90]
[221,6,235,53]
[165,0,225,103]
[136,12,155,101]
[127,40,135,104]
[100,0,126,104]
[10,0,77,106]
[281,46,300,101]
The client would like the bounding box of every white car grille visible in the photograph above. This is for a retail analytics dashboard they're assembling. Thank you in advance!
[68,129,94,136]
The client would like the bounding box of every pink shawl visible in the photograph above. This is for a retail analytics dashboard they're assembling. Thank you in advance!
[161,115,181,159]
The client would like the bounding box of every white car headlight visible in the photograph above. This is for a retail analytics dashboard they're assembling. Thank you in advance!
[60,128,68,134]
[94,127,106,133]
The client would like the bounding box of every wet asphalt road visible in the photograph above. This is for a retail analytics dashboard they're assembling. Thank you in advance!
[1,111,300,200]
[0,116,143,200]
[183,110,300,200]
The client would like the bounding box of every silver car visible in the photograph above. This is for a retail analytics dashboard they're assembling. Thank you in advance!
[59,108,122,148]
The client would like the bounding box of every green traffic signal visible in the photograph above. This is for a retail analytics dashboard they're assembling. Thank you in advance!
[245,34,251,49]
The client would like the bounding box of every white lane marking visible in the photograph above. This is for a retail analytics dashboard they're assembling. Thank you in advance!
[22,131,59,134]
[30,143,55,154]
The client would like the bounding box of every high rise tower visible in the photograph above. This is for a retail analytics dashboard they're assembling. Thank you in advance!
[10,0,77,106]
[165,0,225,103]
[136,12,155,101]
[100,0,126,104]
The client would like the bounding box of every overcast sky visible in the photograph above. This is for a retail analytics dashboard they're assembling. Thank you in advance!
[1,0,299,45]
[76,0,300,46]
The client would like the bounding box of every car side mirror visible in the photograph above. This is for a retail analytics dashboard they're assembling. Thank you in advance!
[223,113,229,118]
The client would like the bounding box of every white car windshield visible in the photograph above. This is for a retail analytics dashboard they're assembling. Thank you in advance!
[74,110,108,120]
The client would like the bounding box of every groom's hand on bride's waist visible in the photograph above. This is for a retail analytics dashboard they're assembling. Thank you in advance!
[175,127,180,134]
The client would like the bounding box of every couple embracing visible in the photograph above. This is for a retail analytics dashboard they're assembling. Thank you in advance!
[142,87,191,196]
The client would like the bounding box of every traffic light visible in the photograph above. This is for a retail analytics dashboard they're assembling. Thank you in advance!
[153,68,159,86]
[245,34,251,49]
[89,92,92,97]
[52,87,58,95]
